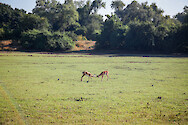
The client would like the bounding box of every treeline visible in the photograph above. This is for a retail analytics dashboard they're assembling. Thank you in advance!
[0,0,187,53]
[96,1,188,53]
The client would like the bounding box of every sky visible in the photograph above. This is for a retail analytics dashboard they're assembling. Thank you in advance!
[0,0,188,18]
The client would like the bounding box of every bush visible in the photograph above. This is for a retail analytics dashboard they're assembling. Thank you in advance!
[20,29,49,50]
[20,30,74,51]
[47,32,75,51]
[0,28,5,39]
[96,15,129,49]
[124,21,155,51]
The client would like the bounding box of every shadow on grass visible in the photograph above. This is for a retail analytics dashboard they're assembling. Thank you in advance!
[51,49,188,58]
[2,49,188,58]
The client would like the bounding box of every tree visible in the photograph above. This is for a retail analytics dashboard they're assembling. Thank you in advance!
[0,4,23,39]
[21,14,49,31]
[47,31,75,51]
[33,0,79,32]
[20,29,74,51]
[56,2,79,32]
[85,14,103,40]
[111,0,125,20]
[74,0,85,8]
[166,6,188,53]
[96,14,128,49]
[115,1,165,26]
[20,29,50,50]
[175,24,188,53]
[90,0,105,14]
[77,1,91,26]
[0,3,48,40]
[76,0,105,40]
[174,6,188,24]
[124,21,155,51]
[111,0,125,11]
[97,1,185,53]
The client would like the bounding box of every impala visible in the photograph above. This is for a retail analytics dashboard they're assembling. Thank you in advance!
[97,71,109,81]
[81,71,95,82]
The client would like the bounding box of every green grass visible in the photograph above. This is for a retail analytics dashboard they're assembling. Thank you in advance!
[0,52,188,124]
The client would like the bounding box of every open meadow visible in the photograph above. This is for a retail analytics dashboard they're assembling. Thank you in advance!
[0,52,188,125]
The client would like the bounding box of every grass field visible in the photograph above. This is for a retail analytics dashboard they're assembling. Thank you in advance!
[0,52,188,125]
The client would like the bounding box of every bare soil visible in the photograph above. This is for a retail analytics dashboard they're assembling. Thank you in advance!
[73,40,96,51]
[0,40,18,51]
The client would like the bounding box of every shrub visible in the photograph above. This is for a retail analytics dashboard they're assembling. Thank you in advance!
[21,30,74,51]
[47,32,75,51]
[0,28,5,39]
[20,29,50,50]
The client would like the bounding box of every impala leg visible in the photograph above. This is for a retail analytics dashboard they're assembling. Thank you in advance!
[101,75,104,81]
[81,74,85,81]
[107,75,109,81]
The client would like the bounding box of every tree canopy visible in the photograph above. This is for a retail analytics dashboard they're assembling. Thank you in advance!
[96,0,187,53]
[0,0,187,53]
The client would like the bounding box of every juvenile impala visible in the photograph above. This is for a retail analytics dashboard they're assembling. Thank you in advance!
[81,71,95,82]
[97,71,109,81]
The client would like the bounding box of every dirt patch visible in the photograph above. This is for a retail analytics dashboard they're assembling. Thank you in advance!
[0,40,18,51]
[73,40,96,51]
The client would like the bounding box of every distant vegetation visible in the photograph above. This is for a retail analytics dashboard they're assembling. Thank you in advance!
[0,0,187,53]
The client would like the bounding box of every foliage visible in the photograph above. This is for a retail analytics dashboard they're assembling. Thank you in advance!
[84,14,103,40]
[20,29,50,50]
[90,0,106,14]
[0,28,5,39]
[154,18,182,52]
[21,14,49,31]
[124,21,155,51]
[47,31,75,51]
[33,0,79,32]
[0,3,24,39]
[20,29,74,51]
[164,24,188,53]
[111,0,125,11]
[0,3,49,40]
[96,0,186,53]
[174,6,188,24]
[96,14,128,49]
[76,0,105,40]
[0,1,76,51]
[0,0,187,53]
